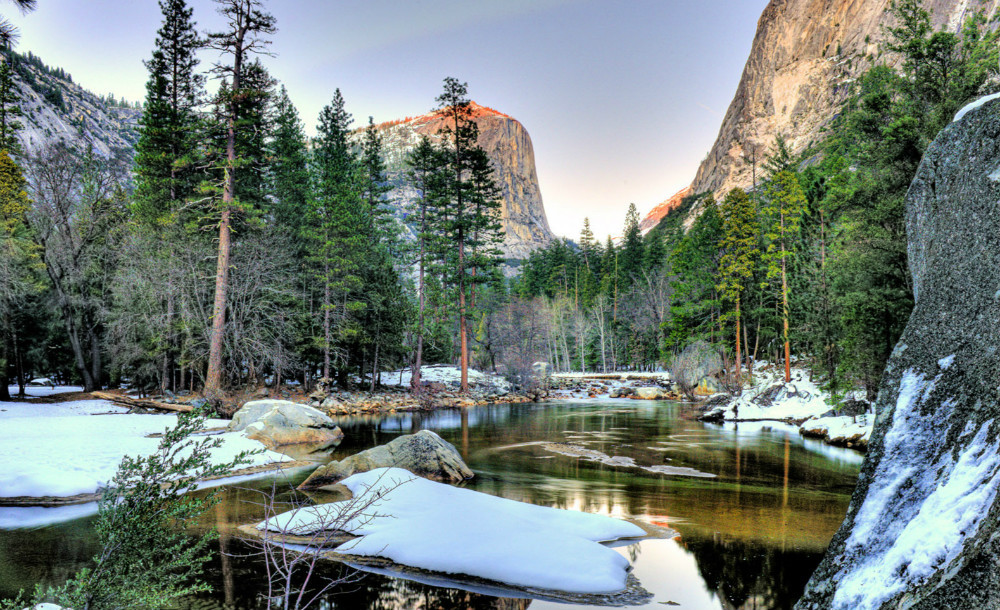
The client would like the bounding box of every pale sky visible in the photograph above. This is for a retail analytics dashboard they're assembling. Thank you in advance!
[5,0,768,240]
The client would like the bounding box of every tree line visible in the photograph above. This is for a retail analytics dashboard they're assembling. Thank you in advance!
[0,0,506,401]
[513,0,998,399]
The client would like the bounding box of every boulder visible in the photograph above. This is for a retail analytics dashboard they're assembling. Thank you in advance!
[298,429,473,489]
[609,386,635,398]
[796,97,1000,609]
[228,400,343,449]
[633,386,667,400]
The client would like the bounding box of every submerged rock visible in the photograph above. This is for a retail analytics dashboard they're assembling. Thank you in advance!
[298,430,473,489]
[796,96,1000,609]
[228,399,344,449]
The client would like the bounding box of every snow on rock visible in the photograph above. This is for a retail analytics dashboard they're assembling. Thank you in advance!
[800,415,872,446]
[259,467,647,594]
[703,366,833,422]
[952,92,1000,123]
[0,400,289,499]
[829,371,1000,609]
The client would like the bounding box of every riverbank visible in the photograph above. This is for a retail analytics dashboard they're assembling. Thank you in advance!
[696,364,874,452]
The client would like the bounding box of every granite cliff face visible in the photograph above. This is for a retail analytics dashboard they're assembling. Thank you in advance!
[638,186,691,235]
[6,52,140,158]
[367,102,555,260]
[795,96,1000,610]
[642,0,997,231]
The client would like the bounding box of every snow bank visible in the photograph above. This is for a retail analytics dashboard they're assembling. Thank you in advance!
[383,365,510,392]
[801,415,872,444]
[712,366,832,421]
[0,400,289,499]
[5,385,84,397]
[832,370,1000,609]
[259,467,646,594]
[953,92,1000,123]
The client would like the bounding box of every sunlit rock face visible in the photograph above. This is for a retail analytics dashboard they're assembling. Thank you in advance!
[360,102,555,260]
[795,97,1000,609]
[673,0,994,212]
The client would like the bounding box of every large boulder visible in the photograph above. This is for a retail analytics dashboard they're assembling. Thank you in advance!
[298,430,473,489]
[633,386,667,400]
[796,98,1000,609]
[228,400,343,449]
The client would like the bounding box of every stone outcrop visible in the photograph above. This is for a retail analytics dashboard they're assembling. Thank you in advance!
[638,186,692,235]
[298,429,473,489]
[229,400,344,449]
[362,102,554,260]
[642,0,998,232]
[795,97,1000,609]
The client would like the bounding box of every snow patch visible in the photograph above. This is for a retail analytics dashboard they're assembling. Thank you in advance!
[832,369,1000,609]
[938,354,956,370]
[259,467,647,594]
[0,401,289,499]
[953,92,1000,123]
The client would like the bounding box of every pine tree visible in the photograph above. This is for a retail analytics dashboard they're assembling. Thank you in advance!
[620,203,644,280]
[0,57,23,155]
[405,135,441,390]
[0,150,35,400]
[203,0,276,396]
[579,217,595,272]
[268,84,310,229]
[133,0,204,225]
[761,171,806,383]
[309,88,364,384]
[430,77,504,392]
[717,189,759,383]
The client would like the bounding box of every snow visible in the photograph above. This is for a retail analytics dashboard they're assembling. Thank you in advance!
[938,354,955,370]
[259,467,647,594]
[6,385,84,397]
[712,366,833,422]
[0,399,290,499]
[802,415,872,443]
[382,365,510,391]
[831,370,1000,609]
[953,92,1000,123]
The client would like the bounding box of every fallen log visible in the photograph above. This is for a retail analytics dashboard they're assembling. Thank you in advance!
[92,391,193,413]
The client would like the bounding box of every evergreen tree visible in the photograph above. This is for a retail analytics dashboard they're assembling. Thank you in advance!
[717,189,759,382]
[0,57,23,155]
[268,84,310,229]
[405,135,441,389]
[620,202,643,280]
[0,150,35,400]
[203,0,276,396]
[429,77,504,392]
[309,88,364,384]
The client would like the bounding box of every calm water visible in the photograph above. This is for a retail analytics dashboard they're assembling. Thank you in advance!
[0,400,862,609]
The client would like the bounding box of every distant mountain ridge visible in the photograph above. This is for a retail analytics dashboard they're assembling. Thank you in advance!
[362,101,555,260]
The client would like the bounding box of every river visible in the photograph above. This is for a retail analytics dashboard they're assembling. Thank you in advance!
[0,399,861,609]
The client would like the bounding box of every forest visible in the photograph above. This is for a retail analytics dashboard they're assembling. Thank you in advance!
[1,0,997,404]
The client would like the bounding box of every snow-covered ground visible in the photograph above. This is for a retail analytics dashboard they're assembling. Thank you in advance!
[259,467,647,595]
[550,371,670,380]
[701,365,875,450]
[0,398,290,501]
[382,365,511,392]
[5,384,84,397]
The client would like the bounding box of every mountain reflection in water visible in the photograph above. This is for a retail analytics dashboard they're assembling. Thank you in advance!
[0,400,860,609]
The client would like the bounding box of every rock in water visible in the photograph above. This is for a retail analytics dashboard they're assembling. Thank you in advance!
[796,97,1000,609]
[228,400,344,449]
[298,430,473,489]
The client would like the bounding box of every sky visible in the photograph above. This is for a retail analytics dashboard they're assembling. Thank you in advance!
[5,0,768,241]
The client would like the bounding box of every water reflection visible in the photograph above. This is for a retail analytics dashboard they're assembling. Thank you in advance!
[0,400,860,609]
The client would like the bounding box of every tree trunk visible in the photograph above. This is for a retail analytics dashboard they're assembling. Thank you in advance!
[205,24,246,397]
[781,239,791,383]
[370,341,379,393]
[735,297,742,386]
[412,231,425,391]
[459,236,469,393]
[205,206,232,396]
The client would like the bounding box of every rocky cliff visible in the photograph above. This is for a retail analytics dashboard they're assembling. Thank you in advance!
[366,102,555,260]
[795,95,1000,609]
[642,0,997,231]
[6,50,140,158]
[638,186,691,235]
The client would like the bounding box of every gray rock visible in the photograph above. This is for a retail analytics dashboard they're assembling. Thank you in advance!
[228,400,343,449]
[796,97,1000,609]
[298,430,473,489]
